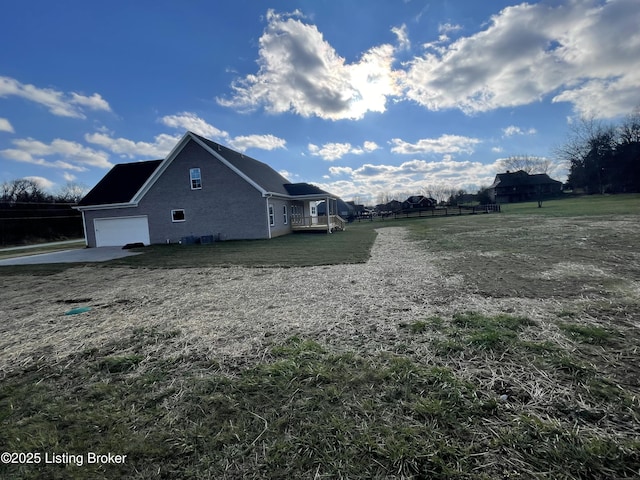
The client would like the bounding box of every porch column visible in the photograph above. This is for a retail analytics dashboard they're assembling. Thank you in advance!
[326,196,330,234]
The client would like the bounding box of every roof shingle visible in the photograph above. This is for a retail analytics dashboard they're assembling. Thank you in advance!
[77,160,162,206]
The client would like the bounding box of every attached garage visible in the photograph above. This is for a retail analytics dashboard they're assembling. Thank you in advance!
[94,216,150,247]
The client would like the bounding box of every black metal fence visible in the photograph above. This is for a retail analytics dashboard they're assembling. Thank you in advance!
[0,202,83,246]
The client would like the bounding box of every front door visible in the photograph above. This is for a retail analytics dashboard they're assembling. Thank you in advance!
[310,202,318,225]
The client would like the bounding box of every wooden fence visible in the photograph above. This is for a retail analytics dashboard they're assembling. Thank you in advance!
[357,204,501,222]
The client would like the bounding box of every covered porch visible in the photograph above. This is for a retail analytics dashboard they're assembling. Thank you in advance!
[290,196,346,233]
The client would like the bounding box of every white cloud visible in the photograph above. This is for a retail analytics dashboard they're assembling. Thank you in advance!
[502,125,537,137]
[63,172,77,182]
[218,9,402,120]
[438,23,462,35]
[160,112,286,152]
[216,4,639,121]
[403,1,640,118]
[25,175,55,191]
[308,141,380,161]
[69,92,111,112]
[390,134,480,155]
[363,141,380,152]
[0,76,111,118]
[0,117,14,133]
[85,132,180,159]
[228,134,286,152]
[392,23,410,50]
[1,138,111,171]
[160,112,229,140]
[319,157,503,202]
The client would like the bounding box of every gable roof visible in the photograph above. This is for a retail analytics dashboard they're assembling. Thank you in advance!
[490,170,562,189]
[77,159,162,206]
[191,133,291,195]
[77,132,339,209]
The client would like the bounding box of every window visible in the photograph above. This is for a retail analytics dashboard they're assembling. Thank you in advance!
[283,205,288,225]
[269,204,275,226]
[171,209,185,222]
[190,168,202,189]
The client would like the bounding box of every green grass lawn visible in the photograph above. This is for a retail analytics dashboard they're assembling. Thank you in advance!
[500,192,640,216]
[109,226,377,268]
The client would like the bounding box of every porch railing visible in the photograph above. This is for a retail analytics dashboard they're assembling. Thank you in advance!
[291,215,346,231]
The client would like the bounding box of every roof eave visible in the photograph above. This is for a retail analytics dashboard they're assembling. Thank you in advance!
[74,202,138,211]
[264,191,336,200]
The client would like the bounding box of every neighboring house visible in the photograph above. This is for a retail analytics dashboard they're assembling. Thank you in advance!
[401,195,437,211]
[345,201,366,218]
[76,131,345,247]
[488,170,563,203]
[375,200,402,215]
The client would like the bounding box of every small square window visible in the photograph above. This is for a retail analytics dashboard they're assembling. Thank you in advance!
[190,168,202,189]
[172,209,185,222]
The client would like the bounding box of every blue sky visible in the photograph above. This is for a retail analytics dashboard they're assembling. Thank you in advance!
[1,0,639,203]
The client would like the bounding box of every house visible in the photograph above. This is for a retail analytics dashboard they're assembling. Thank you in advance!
[401,195,437,211]
[375,200,402,215]
[76,131,345,247]
[488,170,563,203]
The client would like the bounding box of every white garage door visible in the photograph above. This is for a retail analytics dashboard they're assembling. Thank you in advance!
[94,216,150,247]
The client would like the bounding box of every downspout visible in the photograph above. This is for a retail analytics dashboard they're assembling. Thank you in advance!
[80,211,89,247]
[265,194,272,239]
[326,195,330,234]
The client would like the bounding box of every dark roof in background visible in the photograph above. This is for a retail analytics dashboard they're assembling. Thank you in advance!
[491,170,562,188]
[78,160,162,206]
[283,182,332,196]
[192,133,291,195]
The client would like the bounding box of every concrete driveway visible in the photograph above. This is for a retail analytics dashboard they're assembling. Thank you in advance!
[0,247,143,266]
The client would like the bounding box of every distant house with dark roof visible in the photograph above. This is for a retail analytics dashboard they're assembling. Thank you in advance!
[488,170,563,203]
[401,195,437,211]
[76,132,344,247]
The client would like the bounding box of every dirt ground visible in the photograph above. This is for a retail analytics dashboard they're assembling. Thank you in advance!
[2,220,638,377]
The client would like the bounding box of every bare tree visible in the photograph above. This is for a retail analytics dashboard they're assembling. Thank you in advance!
[0,178,48,203]
[619,108,640,145]
[56,182,88,203]
[498,155,553,174]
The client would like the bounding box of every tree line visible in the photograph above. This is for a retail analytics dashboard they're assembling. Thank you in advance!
[557,110,640,194]
[0,179,86,246]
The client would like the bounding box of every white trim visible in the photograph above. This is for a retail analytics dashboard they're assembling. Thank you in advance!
[131,132,193,203]
[190,134,268,195]
[171,209,186,222]
[189,167,202,190]
[75,202,138,212]
[80,211,88,246]
[266,198,272,239]
[283,204,288,225]
[268,203,275,226]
